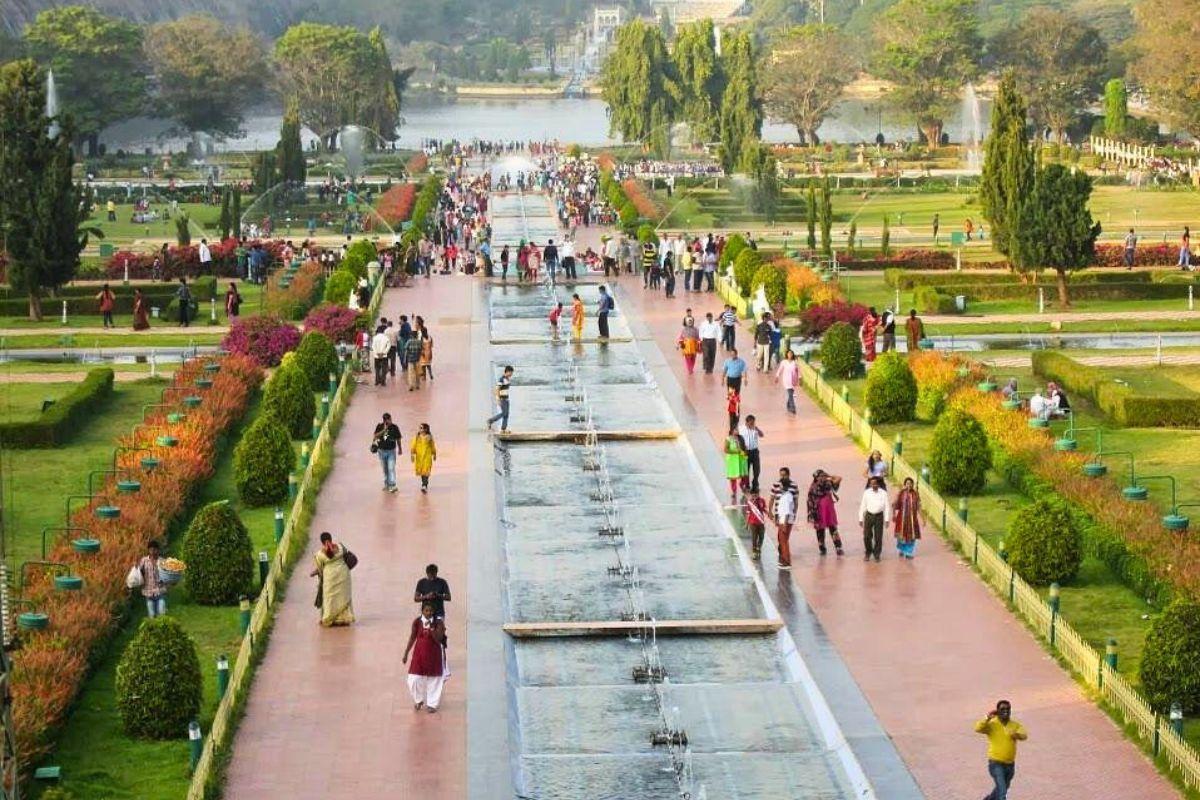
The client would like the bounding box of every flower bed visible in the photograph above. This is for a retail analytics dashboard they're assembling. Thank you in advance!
[405,152,429,175]
[221,315,302,367]
[375,183,417,227]
[777,257,844,311]
[622,178,663,221]
[1094,243,1178,268]
[302,303,367,343]
[839,249,960,271]
[908,350,985,420]
[11,353,263,766]
[262,261,325,321]
[105,239,287,280]
[798,300,869,336]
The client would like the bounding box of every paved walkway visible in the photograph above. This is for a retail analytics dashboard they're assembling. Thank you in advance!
[574,227,1178,799]
[223,277,471,799]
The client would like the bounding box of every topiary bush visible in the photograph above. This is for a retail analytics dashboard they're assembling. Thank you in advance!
[751,263,787,309]
[1141,599,1200,714]
[1006,498,1083,585]
[181,501,254,604]
[115,617,202,739]
[234,413,295,506]
[819,321,862,378]
[914,285,957,314]
[323,268,358,305]
[341,239,377,279]
[864,351,917,423]
[262,358,317,438]
[928,408,992,495]
[221,315,301,367]
[636,223,656,244]
[292,331,338,391]
[733,249,764,297]
[719,234,748,269]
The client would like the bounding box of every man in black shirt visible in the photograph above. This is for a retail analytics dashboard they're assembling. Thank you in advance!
[414,564,451,620]
[880,308,897,352]
[372,412,402,492]
[486,365,514,431]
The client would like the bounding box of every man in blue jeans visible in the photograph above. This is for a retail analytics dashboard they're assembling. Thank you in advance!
[372,412,402,492]
[722,348,748,393]
[487,366,515,432]
[975,699,1027,800]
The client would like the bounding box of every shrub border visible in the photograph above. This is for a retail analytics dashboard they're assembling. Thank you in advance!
[0,367,114,447]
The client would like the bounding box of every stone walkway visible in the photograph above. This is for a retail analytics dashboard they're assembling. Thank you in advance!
[223,277,471,799]
[572,225,1179,800]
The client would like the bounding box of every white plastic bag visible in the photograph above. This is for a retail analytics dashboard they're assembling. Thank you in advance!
[126,565,144,589]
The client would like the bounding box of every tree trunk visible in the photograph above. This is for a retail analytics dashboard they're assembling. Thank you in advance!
[807,128,821,146]
[919,120,943,148]
[28,292,43,322]
[86,133,99,158]
[1056,268,1071,308]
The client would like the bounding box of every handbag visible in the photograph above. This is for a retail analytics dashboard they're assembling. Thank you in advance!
[343,547,358,570]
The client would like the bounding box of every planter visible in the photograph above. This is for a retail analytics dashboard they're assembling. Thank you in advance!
[1001,399,1021,411]
[1164,514,1190,532]
[156,435,178,448]
[1028,418,1048,428]
[918,338,935,350]
[977,381,998,392]
[1082,462,1108,478]
[141,457,161,471]
[195,378,214,390]
[183,396,202,408]
[167,412,186,424]
[1122,485,1149,501]
[1054,438,1078,452]
[17,612,49,631]
[95,505,121,519]
[54,575,83,591]
[71,538,101,554]
[117,480,141,493]
[204,362,221,373]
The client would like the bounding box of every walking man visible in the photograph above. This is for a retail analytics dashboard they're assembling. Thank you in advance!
[858,475,890,561]
[372,412,402,492]
[596,285,614,341]
[769,467,800,570]
[699,312,720,374]
[1124,228,1138,269]
[879,307,897,352]
[753,312,773,371]
[486,365,515,432]
[975,700,1027,800]
[176,278,192,327]
[738,414,765,493]
[414,563,451,621]
[722,348,747,393]
[932,213,939,245]
[719,305,737,352]
[403,329,423,391]
[371,324,391,387]
[544,238,559,284]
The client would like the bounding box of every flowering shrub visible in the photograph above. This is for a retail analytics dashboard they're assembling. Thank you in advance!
[303,302,366,343]
[1094,243,1176,268]
[221,315,302,367]
[839,249,958,271]
[263,261,325,321]
[622,179,662,220]
[799,300,869,336]
[13,353,261,764]
[376,183,417,227]
[778,257,845,310]
[596,152,616,172]
[908,351,984,420]
[105,239,287,280]
[406,152,429,175]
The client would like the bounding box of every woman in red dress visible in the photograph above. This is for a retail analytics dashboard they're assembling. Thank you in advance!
[403,601,447,713]
[860,308,879,363]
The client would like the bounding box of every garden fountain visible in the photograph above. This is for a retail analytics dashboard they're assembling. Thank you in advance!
[961,83,983,171]
[45,69,60,140]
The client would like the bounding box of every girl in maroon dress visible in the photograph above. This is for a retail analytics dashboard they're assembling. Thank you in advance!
[403,602,447,713]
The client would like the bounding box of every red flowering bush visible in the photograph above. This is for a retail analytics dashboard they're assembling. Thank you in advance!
[376,183,417,227]
[622,179,662,220]
[799,300,869,336]
[263,261,325,321]
[303,303,367,343]
[222,315,302,367]
[840,249,959,271]
[1093,243,1177,268]
[406,152,429,174]
[12,353,262,765]
[105,239,287,280]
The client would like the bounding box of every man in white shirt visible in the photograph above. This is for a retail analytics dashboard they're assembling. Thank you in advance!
[698,312,721,374]
[858,476,891,562]
[1028,389,1049,420]
[198,238,212,273]
[371,325,391,387]
[738,415,765,492]
[561,238,577,279]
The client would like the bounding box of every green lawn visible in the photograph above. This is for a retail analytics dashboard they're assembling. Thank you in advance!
[85,203,224,249]
[0,383,79,423]
[0,284,263,331]
[0,332,225,349]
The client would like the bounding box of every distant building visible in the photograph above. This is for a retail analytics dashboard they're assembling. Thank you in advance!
[650,0,748,24]
[593,7,623,43]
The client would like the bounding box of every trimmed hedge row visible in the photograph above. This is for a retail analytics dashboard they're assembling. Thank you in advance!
[940,281,1189,302]
[884,269,1156,289]
[913,286,957,314]
[0,278,217,318]
[1031,351,1200,427]
[0,367,114,447]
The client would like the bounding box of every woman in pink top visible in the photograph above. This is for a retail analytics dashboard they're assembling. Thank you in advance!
[775,349,800,414]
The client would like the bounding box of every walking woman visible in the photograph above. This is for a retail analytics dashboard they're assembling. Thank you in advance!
[892,477,921,559]
[309,532,354,627]
[225,282,242,319]
[860,308,878,364]
[677,316,700,375]
[723,426,748,505]
[807,470,844,556]
[864,450,888,488]
[415,317,434,383]
[775,349,799,414]
[132,288,150,331]
[403,601,447,713]
[411,423,437,493]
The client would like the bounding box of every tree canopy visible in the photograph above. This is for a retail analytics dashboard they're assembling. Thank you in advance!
[761,24,859,145]
[992,8,1107,141]
[144,15,267,139]
[872,0,980,146]
[600,19,679,158]
[1016,163,1101,307]
[980,73,1034,265]
[717,29,762,173]
[673,20,723,145]
[23,5,146,146]
[1131,0,1200,136]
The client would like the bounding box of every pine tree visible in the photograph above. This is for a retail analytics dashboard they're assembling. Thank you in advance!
[979,72,1034,265]
[848,220,858,255]
[717,29,761,173]
[276,98,307,183]
[218,189,232,240]
[881,215,891,256]
[1104,78,1127,138]
[232,189,242,238]
[1018,163,1100,307]
[806,183,817,251]
[253,151,278,194]
[819,178,833,257]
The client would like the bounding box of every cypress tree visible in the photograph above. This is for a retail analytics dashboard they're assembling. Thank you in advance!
[881,214,891,256]
[819,178,833,257]
[231,188,242,238]
[276,98,307,183]
[806,183,817,250]
[218,189,232,240]
[1103,78,1127,138]
[717,29,761,173]
[673,20,724,145]
[979,72,1034,265]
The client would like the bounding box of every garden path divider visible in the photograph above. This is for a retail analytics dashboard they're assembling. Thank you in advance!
[797,357,1200,791]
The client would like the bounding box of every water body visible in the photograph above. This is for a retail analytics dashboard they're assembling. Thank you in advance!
[98,96,993,154]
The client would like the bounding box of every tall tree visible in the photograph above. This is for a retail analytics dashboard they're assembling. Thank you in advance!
[0,60,96,320]
[276,99,308,183]
[718,29,762,173]
[1104,78,1128,138]
[673,20,724,145]
[253,151,278,194]
[992,9,1107,142]
[743,145,780,223]
[806,183,817,250]
[1016,164,1101,307]
[872,0,980,146]
[218,189,232,241]
[542,29,558,78]
[24,6,146,152]
[761,24,858,145]
[819,178,833,256]
[232,189,243,238]
[601,20,680,158]
[979,73,1034,264]
[1131,0,1200,137]
[145,15,267,140]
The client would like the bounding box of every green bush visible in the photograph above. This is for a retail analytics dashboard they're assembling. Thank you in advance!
[928,408,991,495]
[1007,499,1083,585]
[341,239,377,279]
[1140,599,1200,714]
[636,223,656,244]
[819,321,862,379]
[323,268,358,305]
[115,617,202,739]
[913,286,957,314]
[940,281,1184,302]
[0,367,114,448]
[719,234,748,269]
[751,263,787,308]
[618,202,637,233]
[732,249,764,298]
[234,413,296,506]
[262,358,316,438]
[292,331,338,391]
[885,269,1154,289]
[865,351,917,423]
[181,501,254,604]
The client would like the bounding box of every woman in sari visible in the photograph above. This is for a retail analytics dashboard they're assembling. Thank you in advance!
[860,308,878,364]
[309,532,354,626]
[403,601,447,713]
[723,426,748,505]
[807,470,844,556]
[677,317,700,374]
[571,293,585,341]
[892,477,921,559]
[132,289,150,330]
[411,422,437,494]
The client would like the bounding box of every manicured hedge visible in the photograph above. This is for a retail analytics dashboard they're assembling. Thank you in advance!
[937,281,1187,302]
[884,269,1155,289]
[0,278,216,318]
[0,367,114,447]
[1032,351,1200,427]
[913,286,957,314]
[1007,498,1083,585]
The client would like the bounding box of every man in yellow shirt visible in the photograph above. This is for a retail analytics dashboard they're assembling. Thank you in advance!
[975,699,1027,800]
